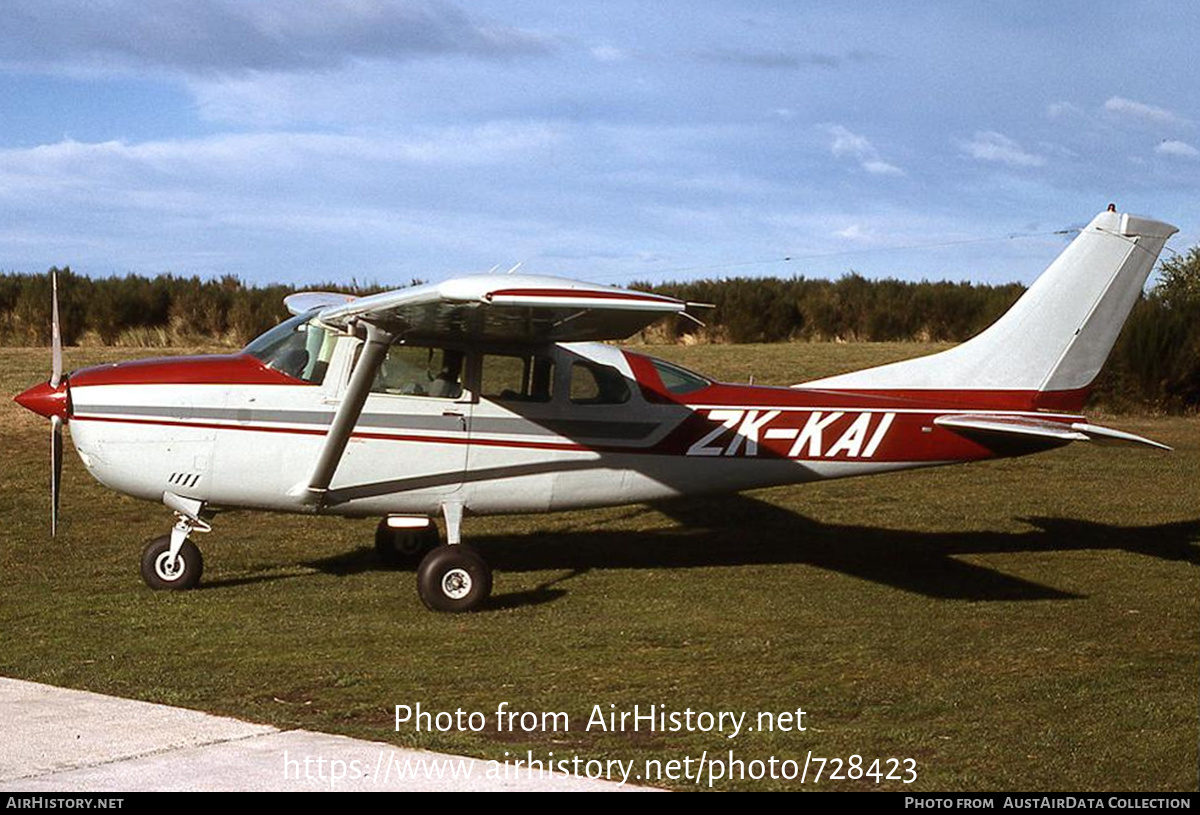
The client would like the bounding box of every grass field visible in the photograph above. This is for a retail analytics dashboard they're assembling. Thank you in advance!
[1,343,1196,791]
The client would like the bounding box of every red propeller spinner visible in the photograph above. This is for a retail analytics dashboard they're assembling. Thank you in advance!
[14,379,70,420]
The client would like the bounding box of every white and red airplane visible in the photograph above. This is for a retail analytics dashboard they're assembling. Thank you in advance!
[14,207,1177,611]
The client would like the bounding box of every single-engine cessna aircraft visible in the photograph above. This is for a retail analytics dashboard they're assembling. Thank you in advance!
[15,207,1177,611]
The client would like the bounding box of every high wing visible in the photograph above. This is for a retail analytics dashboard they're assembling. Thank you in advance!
[308,274,686,343]
[291,275,686,506]
[284,291,358,316]
[934,414,1171,450]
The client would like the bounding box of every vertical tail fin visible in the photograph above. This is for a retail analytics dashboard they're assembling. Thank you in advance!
[798,208,1178,410]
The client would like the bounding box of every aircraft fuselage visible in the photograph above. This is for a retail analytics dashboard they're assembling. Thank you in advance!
[58,335,1072,520]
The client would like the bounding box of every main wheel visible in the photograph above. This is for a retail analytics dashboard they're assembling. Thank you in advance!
[375,520,440,567]
[416,545,492,612]
[140,535,204,591]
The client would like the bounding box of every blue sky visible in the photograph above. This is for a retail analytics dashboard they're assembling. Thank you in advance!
[0,1,1197,287]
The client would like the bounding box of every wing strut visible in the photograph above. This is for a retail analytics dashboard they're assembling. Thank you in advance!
[299,321,394,504]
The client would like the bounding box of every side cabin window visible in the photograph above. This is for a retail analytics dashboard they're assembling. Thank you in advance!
[371,344,464,399]
[480,353,555,403]
[243,312,337,385]
[650,358,710,395]
[569,361,630,405]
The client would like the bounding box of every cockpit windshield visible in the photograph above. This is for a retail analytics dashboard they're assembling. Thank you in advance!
[243,312,338,384]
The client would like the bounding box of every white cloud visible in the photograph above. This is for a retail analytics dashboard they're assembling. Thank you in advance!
[1103,96,1185,127]
[861,160,903,176]
[0,124,561,180]
[1155,139,1199,158]
[834,224,874,242]
[589,44,626,63]
[1046,101,1084,119]
[958,131,1045,168]
[0,121,797,282]
[765,208,991,264]
[827,126,871,157]
[823,124,904,176]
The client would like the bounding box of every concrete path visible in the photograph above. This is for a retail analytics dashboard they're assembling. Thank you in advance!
[0,678,650,792]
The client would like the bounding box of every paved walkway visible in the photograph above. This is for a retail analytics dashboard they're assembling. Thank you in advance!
[0,678,650,792]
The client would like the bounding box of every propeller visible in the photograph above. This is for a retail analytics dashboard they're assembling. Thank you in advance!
[51,414,62,536]
[50,272,63,535]
[13,271,71,535]
[51,271,62,389]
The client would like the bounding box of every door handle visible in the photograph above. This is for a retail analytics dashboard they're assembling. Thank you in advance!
[442,410,467,431]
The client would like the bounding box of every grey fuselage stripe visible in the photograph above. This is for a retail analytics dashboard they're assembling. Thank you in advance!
[74,403,660,441]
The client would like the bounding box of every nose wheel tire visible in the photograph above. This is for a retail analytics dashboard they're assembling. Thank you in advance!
[416,545,492,612]
[140,534,204,591]
[375,520,440,567]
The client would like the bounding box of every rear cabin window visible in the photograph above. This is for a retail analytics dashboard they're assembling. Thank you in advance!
[569,361,630,405]
[481,353,554,403]
[650,358,710,395]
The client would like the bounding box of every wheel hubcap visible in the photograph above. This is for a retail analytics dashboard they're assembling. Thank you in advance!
[441,568,472,600]
[154,551,184,581]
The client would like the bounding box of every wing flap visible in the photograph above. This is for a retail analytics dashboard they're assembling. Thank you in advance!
[935,415,1171,450]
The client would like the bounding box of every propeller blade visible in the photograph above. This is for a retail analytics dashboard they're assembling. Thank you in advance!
[51,415,63,537]
[50,271,63,388]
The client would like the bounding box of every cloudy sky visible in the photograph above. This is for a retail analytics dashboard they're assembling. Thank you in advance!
[1,1,1197,287]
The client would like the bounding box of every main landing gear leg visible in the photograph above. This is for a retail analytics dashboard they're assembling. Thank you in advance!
[415,501,492,613]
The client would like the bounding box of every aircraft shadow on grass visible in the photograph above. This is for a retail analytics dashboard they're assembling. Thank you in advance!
[294,493,1200,609]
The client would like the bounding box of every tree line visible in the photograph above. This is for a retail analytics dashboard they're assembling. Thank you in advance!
[0,271,386,347]
[1,258,1196,411]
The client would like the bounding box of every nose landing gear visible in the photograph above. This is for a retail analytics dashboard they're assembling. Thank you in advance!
[140,534,204,591]
[140,495,211,591]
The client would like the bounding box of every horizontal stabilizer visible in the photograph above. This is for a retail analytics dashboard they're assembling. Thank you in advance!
[934,415,1170,451]
[1070,422,1172,450]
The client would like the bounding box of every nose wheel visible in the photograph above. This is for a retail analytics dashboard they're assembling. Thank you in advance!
[140,534,204,591]
[140,502,211,591]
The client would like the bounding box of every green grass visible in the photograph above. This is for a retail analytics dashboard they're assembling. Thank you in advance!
[1,343,1196,791]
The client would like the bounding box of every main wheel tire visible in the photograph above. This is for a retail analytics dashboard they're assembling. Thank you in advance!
[140,534,204,591]
[416,545,492,612]
[375,520,440,567]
